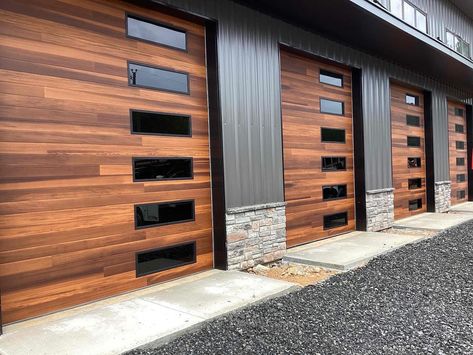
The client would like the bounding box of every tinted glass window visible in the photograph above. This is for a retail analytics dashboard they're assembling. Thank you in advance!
[135,200,194,228]
[405,94,419,106]
[128,63,188,94]
[323,212,348,230]
[136,242,195,277]
[322,157,346,171]
[457,190,466,200]
[127,15,186,50]
[320,70,343,87]
[408,178,422,190]
[408,157,421,168]
[455,108,465,117]
[409,198,422,211]
[455,124,464,133]
[133,158,192,181]
[321,128,345,143]
[407,136,421,147]
[457,157,465,166]
[456,141,465,150]
[320,99,344,115]
[131,110,191,136]
[457,174,466,183]
[406,115,420,126]
[323,185,347,200]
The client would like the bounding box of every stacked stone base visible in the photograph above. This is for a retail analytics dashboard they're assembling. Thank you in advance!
[435,181,451,213]
[225,202,286,270]
[366,188,394,231]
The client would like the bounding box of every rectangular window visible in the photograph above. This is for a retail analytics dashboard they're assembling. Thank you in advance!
[135,200,194,229]
[391,0,403,18]
[408,157,421,168]
[406,115,420,127]
[131,110,191,137]
[128,62,189,94]
[455,124,464,133]
[408,178,422,190]
[390,0,427,33]
[409,198,422,211]
[403,1,415,27]
[457,157,465,166]
[405,94,419,106]
[415,10,427,33]
[321,157,346,171]
[407,136,421,147]
[456,141,465,150]
[320,70,343,87]
[457,174,466,183]
[455,108,465,117]
[320,99,344,115]
[457,190,466,200]
[323,212,348,230]
[133,157,193,181]
[127,15,187,50]
[322,185,347,200]
[446,29,471,58]
[321,128,345,143]
[136,242,196,277]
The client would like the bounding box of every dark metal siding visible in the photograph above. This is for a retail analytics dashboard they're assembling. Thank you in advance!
[157,0,473,207]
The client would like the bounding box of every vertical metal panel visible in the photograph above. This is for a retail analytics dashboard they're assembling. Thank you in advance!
[158,0,472,207]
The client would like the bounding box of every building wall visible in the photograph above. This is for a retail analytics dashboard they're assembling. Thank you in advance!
[158,0,472,208]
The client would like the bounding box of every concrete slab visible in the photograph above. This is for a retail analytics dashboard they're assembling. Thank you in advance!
[284,231,425,271]
[393,212,473,231]
[0,270,297,355]
[450,202,473,213]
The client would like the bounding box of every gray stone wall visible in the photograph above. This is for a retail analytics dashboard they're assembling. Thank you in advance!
[435,181,451,213]
[226,202,286,270]
[366,188,394,231]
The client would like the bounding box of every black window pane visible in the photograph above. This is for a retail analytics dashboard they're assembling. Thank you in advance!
[320,70,343,87]
[407,136,421,147]
[133,158,192,181]
[457,174,466,183]
[323,212,348,230]
[131,110,191,136]
[409,199,422,211]
[408,157,421,168]
[128,63,188,94]
[405,94,419,106]
[321,128,345,143]
[135,200,194,228]
[136,242,195,277]
[455,124,464,133]
[406,115,420,126]
[323,185,347,200]
[320,99,344,115]
[457,157,465,166]
[456,141,465,150]
[127,15,186,50]
[457,190,466,200]
[322,157,346,171]
[455,108,465,117]
[408,178,422,190]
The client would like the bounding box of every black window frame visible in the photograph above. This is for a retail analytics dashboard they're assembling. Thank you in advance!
[407,157,422,168]
[134,199,195,230]
[408,178,422,190]
[322,184,348,201]
[321,157,347,172]
[135,241,196,277]
[407,136,421,147]
[321,127,346,143]
[127,61,190,95]
[405,93,419,106]
[132,157,194,182]
[457,190,466,200]
[408,198,422,211]
[323,212,348,230]
[454,107,465,117]
[457,157,465,166]
[455,124,464,133]
[319,69,344,88]
[125,13,188,52]
[456,141,465,150]
[457,174,466,183]
[320,98,345,116]
[406,114,420,127]
[130,109,192,137]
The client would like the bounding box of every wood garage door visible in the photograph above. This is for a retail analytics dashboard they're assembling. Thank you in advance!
[448,100,468,205]
[390,83,427,219]
[281,49,355,248]
[0,0,213,323]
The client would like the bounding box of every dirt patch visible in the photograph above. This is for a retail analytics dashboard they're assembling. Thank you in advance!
[380,227,437,238]
[248,262,337,287]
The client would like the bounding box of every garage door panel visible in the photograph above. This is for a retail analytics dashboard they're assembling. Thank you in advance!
[449,100,468,205]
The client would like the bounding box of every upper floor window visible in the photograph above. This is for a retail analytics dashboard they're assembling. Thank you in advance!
[446,30,471,58]
[389,0,427,33]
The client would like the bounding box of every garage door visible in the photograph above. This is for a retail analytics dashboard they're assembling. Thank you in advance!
[391,83,427,219]
[280,49,355,248]
[0,0,213,323]
[448,100,468,205]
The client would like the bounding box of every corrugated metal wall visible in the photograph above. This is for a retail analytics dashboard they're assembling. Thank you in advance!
[158,0,473,207]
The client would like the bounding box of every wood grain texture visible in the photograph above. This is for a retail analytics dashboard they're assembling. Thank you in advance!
[448,100,468,205]
[280,50,355,248]
[390,83,426,219]
[0,0,213,323]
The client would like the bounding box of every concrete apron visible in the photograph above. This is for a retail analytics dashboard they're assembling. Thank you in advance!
[0,270,298,355]
[449,201,473,213]
[284,231,427,271]
[393,212,473,231]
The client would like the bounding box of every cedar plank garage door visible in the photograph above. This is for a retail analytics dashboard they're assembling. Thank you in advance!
[280,49,355,248]
[448,100,468,205]
[0,0,213,323]
[390,83,427,219]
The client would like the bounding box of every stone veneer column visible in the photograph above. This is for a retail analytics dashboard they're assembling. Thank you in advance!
[365,188,395,231]
[435,181,451,213]
[225,202,286,270]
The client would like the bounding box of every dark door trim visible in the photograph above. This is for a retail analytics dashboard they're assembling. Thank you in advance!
[466,104,473,201]
[423,90,435,212]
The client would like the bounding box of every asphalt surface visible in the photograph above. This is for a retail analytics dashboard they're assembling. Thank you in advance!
[127,221,473,355]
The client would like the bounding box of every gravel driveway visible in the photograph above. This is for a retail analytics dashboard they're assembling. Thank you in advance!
[127,221,473,355]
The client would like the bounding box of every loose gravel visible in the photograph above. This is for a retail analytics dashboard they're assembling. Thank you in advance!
[127,221,473,355]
